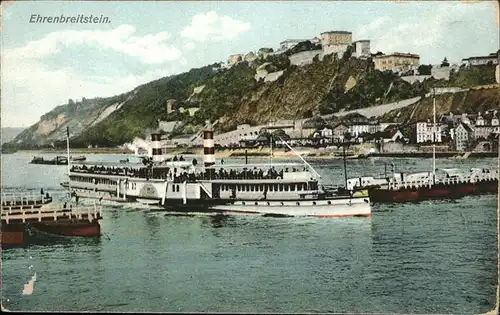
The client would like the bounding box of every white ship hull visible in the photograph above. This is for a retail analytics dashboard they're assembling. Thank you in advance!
[136,198,162,205]
[210,197,371,217]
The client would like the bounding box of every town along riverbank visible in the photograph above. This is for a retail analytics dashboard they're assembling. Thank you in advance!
[17,145,497,159]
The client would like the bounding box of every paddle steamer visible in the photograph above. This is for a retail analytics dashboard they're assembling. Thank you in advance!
[61,122,371,218]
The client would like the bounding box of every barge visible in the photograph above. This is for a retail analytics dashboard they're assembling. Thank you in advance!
[30,156,68,165]
[347,90,498,203]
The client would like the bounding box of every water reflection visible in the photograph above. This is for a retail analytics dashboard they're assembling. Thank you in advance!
[209,214,231,228]
[22,229,102,249]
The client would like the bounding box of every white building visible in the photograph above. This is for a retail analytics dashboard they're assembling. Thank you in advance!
[461,53,499,67]
[416,122,442,143]
[320,30,352,57]
[215,124,264,147]
[320,127,333,138]
[349,123,371,138]
[454,122,474,151]
[352,40,371,58]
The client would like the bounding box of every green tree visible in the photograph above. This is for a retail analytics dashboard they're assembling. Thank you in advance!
[441,57,450,67]
[418,64,433,75]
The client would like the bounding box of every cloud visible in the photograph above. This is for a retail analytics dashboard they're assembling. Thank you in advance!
[181,11,250,42]
[1,25,188,127]
[6,24,182,64]
[184,42,196,50]
[354,2,497,63]
[1,57,185,127]
[2,42,186,127]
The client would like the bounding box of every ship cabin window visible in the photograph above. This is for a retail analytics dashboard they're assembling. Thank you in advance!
[250,185,254,192]
[260,184,264,191]
[291,184,295,191]
[269,184,273,192]
[274,184,278,191]
[172,185,175,192]
[284,184,289,192]
[279,184,283,192]
[176,185,180,192]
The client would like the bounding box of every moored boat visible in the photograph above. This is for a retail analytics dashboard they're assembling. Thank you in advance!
[71,155,86,162]
[30,155,68,165]
[350,168,498,203]
[347,91,498,203]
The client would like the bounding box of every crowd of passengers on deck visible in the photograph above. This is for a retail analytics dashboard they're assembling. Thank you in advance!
[169,167,308,183]
[71,163,309,183]
[71,165,149,177]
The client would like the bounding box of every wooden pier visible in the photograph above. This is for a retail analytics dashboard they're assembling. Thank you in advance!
[1,191,52,208]
[1,203,102,224]
[1,191,103,247]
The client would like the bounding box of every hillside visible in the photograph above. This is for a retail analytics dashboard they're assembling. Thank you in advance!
[7,93,134,149]
[225,54,423,129]
[381,85,500,124]
[4,45,498,149]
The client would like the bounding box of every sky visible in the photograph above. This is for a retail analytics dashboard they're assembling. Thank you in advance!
[1,0,499,128]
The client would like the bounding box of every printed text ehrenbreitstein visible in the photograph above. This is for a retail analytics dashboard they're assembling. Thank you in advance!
[29,14,111,24]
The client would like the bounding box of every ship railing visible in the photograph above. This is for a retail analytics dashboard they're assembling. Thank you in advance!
[1,192,48,206]
[1,203,102,224]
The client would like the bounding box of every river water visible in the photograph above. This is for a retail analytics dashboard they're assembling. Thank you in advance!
[1,152,498,313]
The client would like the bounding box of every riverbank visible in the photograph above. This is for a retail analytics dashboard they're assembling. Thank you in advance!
[14,147,498,159]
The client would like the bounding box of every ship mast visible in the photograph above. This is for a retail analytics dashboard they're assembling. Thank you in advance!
[66,126,72,196]
[270,133,273,167]
[432,88,436,184]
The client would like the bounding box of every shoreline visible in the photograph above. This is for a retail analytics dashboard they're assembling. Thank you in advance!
[11,147,498,159]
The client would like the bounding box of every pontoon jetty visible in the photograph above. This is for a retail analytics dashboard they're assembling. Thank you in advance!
[1,190,102,247]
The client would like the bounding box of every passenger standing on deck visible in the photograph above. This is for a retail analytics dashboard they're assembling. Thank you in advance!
[221,159,224,165]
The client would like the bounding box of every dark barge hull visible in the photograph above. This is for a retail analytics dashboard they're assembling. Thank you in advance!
[1,219,101,247]
[29,219,101,237]
[368,180,498,203]
[1,223,26,247]
[30,161,68,165]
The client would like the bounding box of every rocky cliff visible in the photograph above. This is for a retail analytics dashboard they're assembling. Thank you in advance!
[9,93,134,148]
